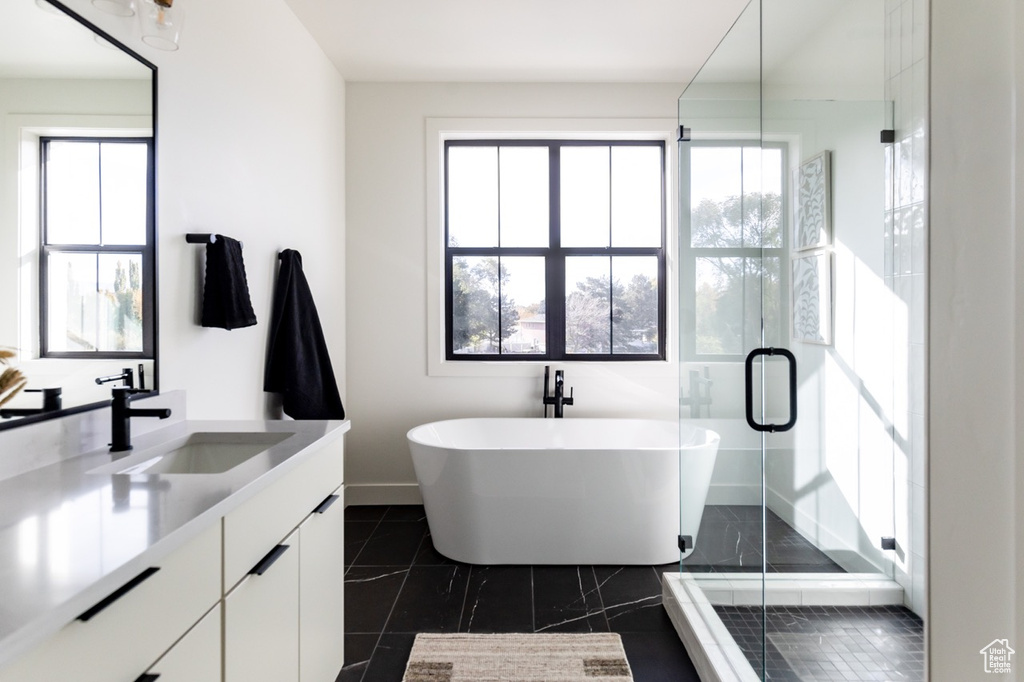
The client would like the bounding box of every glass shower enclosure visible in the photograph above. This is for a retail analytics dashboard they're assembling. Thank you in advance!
[667,1,923,680]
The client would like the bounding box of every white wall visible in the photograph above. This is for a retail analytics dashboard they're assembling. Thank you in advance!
[345,82,684,500]
[930,0,1022,678]
[56,0,347,422]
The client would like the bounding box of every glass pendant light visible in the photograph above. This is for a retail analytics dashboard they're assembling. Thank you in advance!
[139,0,184,51]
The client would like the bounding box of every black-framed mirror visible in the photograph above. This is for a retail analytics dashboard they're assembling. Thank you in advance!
[0,0,157,430]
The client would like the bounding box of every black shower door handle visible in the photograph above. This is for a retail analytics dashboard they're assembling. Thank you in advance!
[744,347,797,433]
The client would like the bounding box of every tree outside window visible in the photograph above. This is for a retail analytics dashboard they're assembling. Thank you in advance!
[40,138,154,358]
[444,140,666,362]
[682,142,787,360]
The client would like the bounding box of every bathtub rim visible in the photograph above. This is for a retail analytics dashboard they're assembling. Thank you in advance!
[406,417,721,452]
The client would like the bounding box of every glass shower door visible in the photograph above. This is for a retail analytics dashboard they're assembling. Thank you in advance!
[677,2,902,680]
[676,1,769,678]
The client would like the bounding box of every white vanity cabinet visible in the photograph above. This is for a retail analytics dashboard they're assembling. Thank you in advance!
[299,485,346,682]
[144,603,223,682]
[0,425,347,682]
[0,523,221,682]
[223,438,346,682]
[225,529,301,682]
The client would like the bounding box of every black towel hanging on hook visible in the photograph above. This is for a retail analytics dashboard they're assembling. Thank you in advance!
[198,234,257,330]
[264,249,344,419]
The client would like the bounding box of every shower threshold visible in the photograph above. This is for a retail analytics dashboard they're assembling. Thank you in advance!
[662,572,911,682]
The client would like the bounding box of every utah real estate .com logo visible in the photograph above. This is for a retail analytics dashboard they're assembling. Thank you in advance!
[980,639,1015,674]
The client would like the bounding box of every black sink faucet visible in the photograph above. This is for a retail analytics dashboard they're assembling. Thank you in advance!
[542,365,574,418]
[110,387,171,452]
[0,387,62,418]
[96,367,135,389]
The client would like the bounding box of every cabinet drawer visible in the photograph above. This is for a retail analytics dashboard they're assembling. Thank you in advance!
[145,603,221,682]
[0,523,221,682]
[223,439,344,590]
[225,529,300,682]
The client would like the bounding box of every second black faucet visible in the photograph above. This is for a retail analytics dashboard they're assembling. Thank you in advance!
[542,365,574,418]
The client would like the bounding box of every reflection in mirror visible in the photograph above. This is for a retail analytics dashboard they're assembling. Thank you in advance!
[0,0,156,428]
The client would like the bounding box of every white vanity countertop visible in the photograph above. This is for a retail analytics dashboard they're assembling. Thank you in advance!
[0,417,350,667]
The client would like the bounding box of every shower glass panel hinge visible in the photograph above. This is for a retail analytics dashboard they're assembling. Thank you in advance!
[678,126,691,142]
[678,535,693,552]
[881,536,897,550]
[880,129,896,143]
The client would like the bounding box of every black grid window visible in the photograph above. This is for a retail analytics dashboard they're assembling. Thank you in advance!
[444,139,666,362]
[40,137,155,359]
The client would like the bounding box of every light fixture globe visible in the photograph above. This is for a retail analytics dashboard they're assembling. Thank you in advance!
[138,0,183,51]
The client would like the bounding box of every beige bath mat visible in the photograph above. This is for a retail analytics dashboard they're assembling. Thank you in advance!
[402,633,633,681]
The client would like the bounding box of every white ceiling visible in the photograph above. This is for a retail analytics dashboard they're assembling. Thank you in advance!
[283,0,751,83]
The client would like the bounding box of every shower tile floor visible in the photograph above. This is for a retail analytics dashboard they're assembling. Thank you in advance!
[681,505,845,573]
[715,605,925,681]
[339,504,699,682]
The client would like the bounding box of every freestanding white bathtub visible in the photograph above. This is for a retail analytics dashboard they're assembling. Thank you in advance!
[406,418,720,565]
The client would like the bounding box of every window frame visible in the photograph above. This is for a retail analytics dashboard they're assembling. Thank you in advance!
[443,138,667,362]
[679,139,790,362]
[38,136,156,360]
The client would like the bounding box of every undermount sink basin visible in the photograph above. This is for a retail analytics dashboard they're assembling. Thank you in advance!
[89,431,294,475]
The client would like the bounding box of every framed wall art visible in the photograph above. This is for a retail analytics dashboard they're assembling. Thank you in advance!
[794,150,832,251]
[792,249,832,345]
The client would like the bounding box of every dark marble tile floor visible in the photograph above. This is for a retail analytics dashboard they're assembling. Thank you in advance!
[681,505,844,574]
[338,504,700,682]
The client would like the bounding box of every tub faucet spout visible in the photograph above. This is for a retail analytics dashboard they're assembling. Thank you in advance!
[542,366,574,418]
[681,367,713,418]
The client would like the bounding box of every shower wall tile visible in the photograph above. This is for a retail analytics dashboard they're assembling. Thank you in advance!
[901,1,913,78]
[911,205,925,275]
[911,483,926,553]
[884,211,894,274]
[911,551,927,620]
[887,3,901,79]
[913,0,928,63]
[911,413,925,486]
[886,0,927,620]
[900,206,914,275]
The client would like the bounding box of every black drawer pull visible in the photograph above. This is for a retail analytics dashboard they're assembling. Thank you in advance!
[312,494,340,515]
[249,544,290,576]
[77,567,161,622]
[134,674,160,682]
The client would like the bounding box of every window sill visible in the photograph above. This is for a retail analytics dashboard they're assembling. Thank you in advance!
[427,357,673,378]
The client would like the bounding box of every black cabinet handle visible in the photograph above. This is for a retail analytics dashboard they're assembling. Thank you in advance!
[134,674,160,682]
[249,544,290,576]
[77,567,161,622]
[312,494,340,515]
[744,347,798,433]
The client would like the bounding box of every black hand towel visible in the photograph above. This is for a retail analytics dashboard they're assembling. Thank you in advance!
[201,235,257,330]
[263,249,345,420]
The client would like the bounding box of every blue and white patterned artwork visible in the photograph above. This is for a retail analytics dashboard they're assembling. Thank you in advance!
[795,151,832,251]
[792,250,831,345]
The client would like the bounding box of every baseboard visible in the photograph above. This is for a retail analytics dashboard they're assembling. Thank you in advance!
[705,483,761,506]
[766,485,883,574]
[345,483,423,506]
